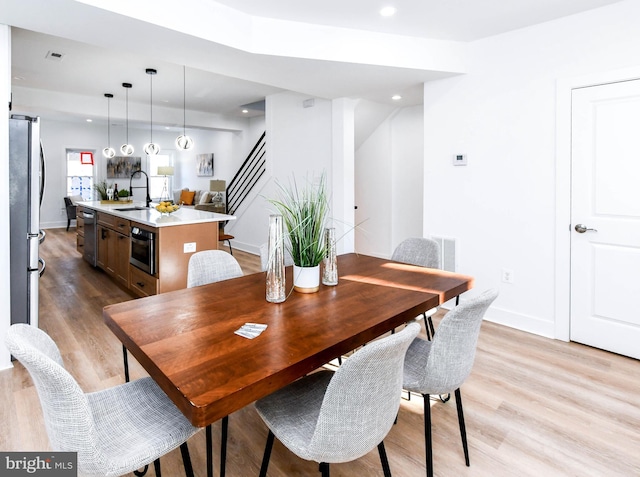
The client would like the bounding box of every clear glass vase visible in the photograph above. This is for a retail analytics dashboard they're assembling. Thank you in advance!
[266,214,286,303]
[322,227,338,286]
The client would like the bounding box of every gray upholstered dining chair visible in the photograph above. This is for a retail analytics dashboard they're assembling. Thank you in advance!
[5,323,199,477]
[187,249,243,288]
[187,249,243,477]
[402,288,498,477]
[391,237,442,339]
[255,322,421,477]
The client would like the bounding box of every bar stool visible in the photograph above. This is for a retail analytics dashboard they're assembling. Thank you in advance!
[219,233,234,255]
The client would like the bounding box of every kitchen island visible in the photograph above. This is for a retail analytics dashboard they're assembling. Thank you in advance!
[77,201,235,297]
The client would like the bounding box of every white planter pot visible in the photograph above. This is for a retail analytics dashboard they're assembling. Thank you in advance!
[293,265,320,293]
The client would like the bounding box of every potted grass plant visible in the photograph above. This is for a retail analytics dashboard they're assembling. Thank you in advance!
[268,173,329,293]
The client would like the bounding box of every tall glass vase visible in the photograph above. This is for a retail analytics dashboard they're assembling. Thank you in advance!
[266,214,286,303]
[322,227,338,286]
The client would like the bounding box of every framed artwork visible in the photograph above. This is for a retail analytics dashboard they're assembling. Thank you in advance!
[107,156,141,179]
[196,153,214,176]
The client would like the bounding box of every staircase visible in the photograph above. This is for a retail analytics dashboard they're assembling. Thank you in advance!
[226,131,266,216]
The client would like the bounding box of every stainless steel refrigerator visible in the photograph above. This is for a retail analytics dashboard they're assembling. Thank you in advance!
[9,115,46,328]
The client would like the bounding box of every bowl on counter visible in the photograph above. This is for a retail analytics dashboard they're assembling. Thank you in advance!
[155,202,181,215]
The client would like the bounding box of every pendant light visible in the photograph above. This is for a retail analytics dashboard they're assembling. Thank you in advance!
[120,82,134,156]
[102,93,116,159]
[176,65,194,150]
[143,68,160,155]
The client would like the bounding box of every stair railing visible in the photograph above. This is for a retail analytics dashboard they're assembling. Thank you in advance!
[226,131,266,216]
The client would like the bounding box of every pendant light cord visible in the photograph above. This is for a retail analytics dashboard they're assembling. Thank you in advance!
[107,98,111,145]
[126,86,129,144]
[150,72,153,143]
[183,65,187,136]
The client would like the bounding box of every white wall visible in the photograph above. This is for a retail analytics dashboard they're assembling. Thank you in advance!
[229,91,333,254]
[391,105,423,249]
[354,103,424,258]
[1,24,12,370]
[422,0,640,337]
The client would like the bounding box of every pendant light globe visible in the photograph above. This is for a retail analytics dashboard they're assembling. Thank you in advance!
[176,65,193,150]
[103,147,116,159]
[102,93,116,159]
[144,68,160,155]
[121,82,134,156]
[176,134,194,150]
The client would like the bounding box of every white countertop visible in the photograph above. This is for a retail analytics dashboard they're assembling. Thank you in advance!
[78,201,236,228]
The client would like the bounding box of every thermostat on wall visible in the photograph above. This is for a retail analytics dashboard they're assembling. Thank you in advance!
[453,154,467,166]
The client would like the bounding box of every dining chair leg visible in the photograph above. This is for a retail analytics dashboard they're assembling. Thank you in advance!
[423,394,433,477]
[220,415,229,477]
[153,459,161,477]
[122,345,130,383]
[454,388,470,466]
[259,430,275,477]
[422,313,432,341]
[133,465,149,476]
[319,462,330,477]
[180,442,195,477]
[378,442,392,477]
[206,425,213,477]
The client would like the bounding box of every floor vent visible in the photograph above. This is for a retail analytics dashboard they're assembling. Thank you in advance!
[431,236,457,272]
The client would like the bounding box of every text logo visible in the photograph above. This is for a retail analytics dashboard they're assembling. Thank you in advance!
[1,452,76,476]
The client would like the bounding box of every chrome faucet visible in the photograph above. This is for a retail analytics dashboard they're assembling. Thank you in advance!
[129,170,152,208]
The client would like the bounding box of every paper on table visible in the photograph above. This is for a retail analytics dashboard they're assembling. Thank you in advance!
[235,323,268,339]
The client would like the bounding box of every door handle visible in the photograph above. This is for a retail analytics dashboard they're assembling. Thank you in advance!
[574,224,598,233]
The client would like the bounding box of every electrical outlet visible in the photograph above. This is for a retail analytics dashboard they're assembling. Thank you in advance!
[183,242,196,253]
[502,268,514,284]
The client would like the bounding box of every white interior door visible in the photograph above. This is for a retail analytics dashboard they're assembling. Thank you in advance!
[571,80,640,359]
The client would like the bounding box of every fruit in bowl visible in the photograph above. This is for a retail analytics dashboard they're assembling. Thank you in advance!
[155,202,180,214]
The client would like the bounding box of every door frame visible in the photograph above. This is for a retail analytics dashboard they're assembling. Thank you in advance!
[554,66,640,341]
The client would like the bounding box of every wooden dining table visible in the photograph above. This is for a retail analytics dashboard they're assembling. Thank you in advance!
[103,253,474,428]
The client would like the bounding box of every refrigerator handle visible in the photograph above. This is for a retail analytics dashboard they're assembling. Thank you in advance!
[38,229,46,244]
[38,257,46,277]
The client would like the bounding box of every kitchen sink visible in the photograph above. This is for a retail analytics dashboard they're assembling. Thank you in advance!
[113,206,150,211]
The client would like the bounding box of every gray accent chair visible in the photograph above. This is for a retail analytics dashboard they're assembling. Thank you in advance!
[187,249,242,288]
[255,322,421,477]
[391,237,442,339]
[5,323,199,477]
[186,249,243,477]
[403,288,499,477]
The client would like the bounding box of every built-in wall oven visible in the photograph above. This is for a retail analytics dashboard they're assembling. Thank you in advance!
[130,226,156,275]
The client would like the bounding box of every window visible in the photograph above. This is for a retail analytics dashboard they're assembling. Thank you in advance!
[148,154,174,200]
[67,149,95,199]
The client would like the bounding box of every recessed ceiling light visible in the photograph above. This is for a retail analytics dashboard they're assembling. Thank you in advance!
[86,118,93,122]
[380,6,396,17]
[391,95,402,101]
[242,109,249,114]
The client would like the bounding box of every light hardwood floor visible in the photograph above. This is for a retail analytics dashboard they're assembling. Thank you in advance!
[2,228,639,476]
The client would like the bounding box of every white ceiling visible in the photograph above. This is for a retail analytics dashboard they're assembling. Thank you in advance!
[4,0,624,127]
[214,0,623,41]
